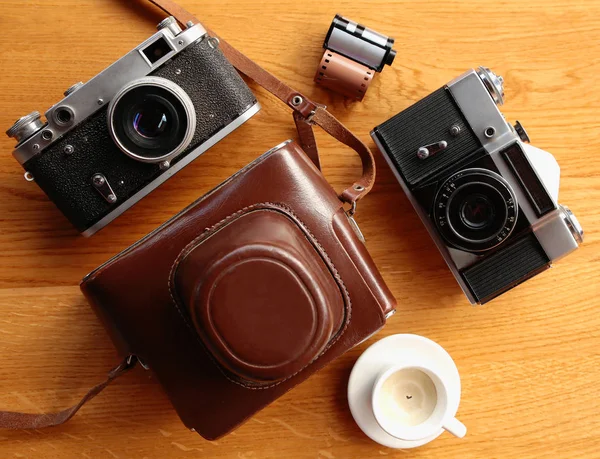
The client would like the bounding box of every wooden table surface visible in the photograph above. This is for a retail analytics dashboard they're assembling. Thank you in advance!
[1,1,599,458]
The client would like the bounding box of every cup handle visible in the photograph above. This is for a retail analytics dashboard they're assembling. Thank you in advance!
[443,417,467,438]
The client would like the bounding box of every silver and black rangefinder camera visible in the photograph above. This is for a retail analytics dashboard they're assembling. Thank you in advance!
[6,17,259,236]
[372,67,583,304]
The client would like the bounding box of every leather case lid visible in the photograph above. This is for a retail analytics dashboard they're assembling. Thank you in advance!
[172,208,345,383]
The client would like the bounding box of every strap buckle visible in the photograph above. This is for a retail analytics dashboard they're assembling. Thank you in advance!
[345,202,365,243]
[347,213,366,243]
[305,104,327,124]
[346,201,357,217]
[126,354,150,370]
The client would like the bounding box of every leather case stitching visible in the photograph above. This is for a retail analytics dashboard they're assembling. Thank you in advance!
[167,202,352,390]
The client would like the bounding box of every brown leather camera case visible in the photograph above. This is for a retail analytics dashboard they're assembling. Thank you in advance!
[81,140,395,439]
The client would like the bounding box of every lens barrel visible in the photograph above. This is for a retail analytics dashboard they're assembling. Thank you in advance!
[108,77,196,163]
[433,168,518,252]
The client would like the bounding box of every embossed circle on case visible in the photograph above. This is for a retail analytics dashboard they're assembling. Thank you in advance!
[173,208,346,384]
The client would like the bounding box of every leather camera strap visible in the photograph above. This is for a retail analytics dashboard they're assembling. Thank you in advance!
[0,0,376,430]
[148,0,375,204]
[0,357,137,429]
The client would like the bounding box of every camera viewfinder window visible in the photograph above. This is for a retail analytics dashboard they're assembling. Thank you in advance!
[143,37,173,64]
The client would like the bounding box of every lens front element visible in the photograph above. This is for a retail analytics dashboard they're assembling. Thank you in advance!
[434,169,518,252]
[132,104,169,139]
[108,77,196,163]
[460,193,495,229]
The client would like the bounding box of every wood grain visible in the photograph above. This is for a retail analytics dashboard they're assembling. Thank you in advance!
[1,0,599,457]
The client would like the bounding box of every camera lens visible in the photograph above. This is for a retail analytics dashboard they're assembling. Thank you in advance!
[118,91,183,159]
[108,77,196,163]
[433,169,518,252]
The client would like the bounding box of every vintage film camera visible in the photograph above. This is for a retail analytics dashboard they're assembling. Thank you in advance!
[315,14,396,100]
[372,67,583,304]
[6,17,259,236]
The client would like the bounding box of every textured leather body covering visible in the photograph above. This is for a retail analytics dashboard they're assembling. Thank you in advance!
[373,87,482,186]
[24,37,257,232]
[81,141,396,439]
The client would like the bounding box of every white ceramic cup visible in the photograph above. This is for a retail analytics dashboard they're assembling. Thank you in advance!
[371,363,466,442]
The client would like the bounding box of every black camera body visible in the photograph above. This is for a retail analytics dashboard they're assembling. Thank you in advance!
[372,67,583,304]
[6,17,259,236]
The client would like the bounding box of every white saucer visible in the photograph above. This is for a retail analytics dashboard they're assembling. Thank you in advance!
[347,334,461,449]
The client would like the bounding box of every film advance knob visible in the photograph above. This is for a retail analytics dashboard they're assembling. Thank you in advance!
[6,111,44,143]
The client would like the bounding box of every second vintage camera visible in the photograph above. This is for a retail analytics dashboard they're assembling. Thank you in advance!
[372,67,583,304]
[6,17,259,236]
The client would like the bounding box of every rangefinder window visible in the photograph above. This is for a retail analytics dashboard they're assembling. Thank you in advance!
[142,37,173,64]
